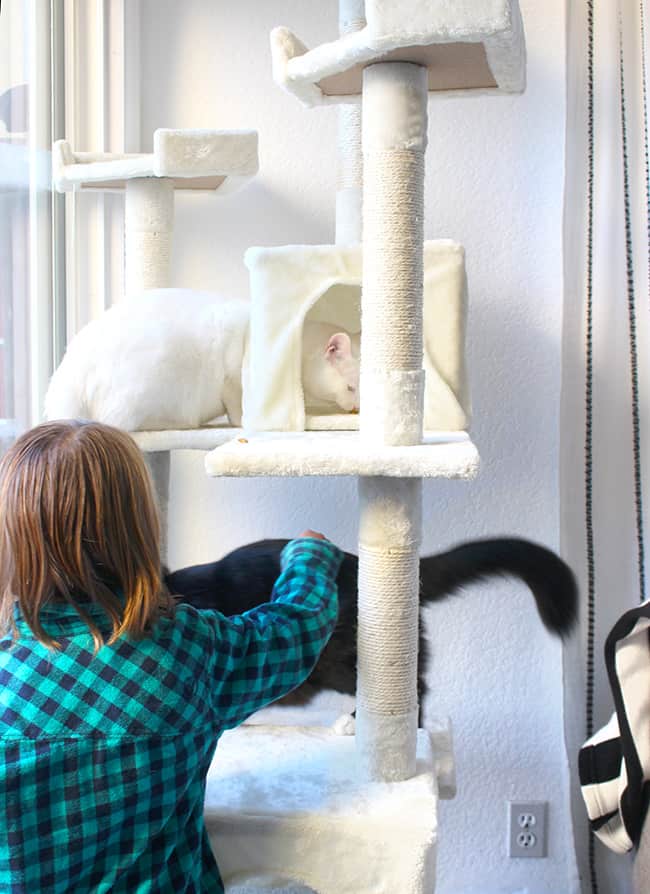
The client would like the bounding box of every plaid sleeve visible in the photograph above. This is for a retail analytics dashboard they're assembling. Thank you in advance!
[199,537,342,729]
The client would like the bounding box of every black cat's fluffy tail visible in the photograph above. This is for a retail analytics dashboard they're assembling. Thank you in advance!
[420,538,578,637]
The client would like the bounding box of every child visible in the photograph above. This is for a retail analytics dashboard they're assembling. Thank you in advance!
[0,420,342,893]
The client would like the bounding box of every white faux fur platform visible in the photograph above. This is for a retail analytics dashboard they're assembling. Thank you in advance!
[53,128,258,195]
[204,724,444,894]
[131,426,242,453]
[130,417,472,453]
[271,0,525,106]
[205,430,479,478]
[129,420,372,453]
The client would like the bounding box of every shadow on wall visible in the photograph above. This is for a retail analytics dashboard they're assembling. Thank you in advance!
[415,282,563,552]
[172,180,334,294]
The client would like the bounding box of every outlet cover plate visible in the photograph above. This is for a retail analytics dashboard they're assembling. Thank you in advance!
[508,801,548,858]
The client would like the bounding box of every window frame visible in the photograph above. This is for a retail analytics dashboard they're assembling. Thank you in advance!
[61,0,140,343]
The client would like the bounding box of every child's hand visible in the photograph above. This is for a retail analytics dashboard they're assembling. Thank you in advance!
[298,529,328,541]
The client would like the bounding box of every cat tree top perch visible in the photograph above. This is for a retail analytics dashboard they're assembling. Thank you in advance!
[271,0,525,107]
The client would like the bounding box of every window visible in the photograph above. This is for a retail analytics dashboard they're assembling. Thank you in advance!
[0,0,60,444]
[1,0,142,445]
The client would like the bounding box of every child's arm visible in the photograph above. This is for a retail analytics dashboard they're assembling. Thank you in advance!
[197,535,343,729]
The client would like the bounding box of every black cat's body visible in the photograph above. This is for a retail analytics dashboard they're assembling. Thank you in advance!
[165,537,577,707]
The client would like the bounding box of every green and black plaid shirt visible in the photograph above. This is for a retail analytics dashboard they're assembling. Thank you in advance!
[0,537,342,893]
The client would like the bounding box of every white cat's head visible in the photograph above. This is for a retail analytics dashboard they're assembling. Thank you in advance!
[304,331,360,413]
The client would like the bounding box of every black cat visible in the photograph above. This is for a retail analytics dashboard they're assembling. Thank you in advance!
[165,537,577,707]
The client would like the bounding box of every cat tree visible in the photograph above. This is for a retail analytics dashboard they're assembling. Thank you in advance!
[202,1,525,891]
[51,2,525,888]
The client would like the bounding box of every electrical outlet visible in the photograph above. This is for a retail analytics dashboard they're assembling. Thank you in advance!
[508,801,548,858]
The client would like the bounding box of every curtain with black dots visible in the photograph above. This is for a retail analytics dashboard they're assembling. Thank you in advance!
[562,1,650,892]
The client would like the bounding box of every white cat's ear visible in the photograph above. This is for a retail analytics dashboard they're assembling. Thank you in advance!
[326,332,352,362]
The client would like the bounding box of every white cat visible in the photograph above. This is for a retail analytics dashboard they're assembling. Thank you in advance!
[44,289,360,430]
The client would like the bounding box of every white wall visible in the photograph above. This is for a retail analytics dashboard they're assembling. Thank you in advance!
[138,2,579,891]
[561,1,650,892]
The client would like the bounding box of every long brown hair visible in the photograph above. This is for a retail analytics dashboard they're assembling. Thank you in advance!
[0,420,172,649]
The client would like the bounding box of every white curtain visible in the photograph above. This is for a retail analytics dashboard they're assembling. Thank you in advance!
[562,1,650,892]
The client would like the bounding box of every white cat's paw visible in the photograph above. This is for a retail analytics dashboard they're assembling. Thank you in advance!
[332,712,355,736]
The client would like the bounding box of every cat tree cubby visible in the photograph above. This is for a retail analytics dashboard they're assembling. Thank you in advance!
[243,240,470,433]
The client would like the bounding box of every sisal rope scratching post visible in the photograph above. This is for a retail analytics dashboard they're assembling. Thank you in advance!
[124,177,175,295]
[356,61,427,782]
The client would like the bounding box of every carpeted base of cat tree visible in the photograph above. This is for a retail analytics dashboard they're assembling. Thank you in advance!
[204,723,452,894]
[205,430,479,478]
